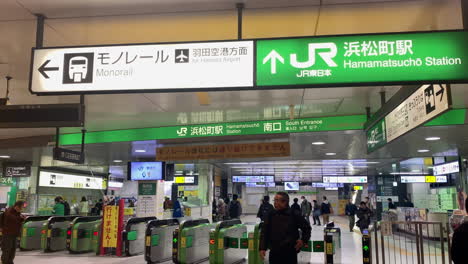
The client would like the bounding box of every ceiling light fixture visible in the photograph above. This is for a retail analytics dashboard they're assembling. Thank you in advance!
[425,137,440,141]
[0,155,10,159]
[312,141,326,145]
[325,153,336,156]
[135,150,146,153]
[417,149,430,153]
[113,160,123,163]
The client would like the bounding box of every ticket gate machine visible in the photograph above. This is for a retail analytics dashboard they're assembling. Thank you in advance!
[66,216,102,254]
[20,216,51,251]
[173,218,212,264]
[144,218,180,264]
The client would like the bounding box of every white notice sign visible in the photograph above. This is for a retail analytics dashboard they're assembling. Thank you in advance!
[30,41,254,94]
[385,84,449,142]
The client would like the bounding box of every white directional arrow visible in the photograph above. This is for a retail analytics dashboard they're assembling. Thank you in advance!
[262,49,284,74]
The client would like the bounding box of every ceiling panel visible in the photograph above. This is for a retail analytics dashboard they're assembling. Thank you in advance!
[0,0,34,21]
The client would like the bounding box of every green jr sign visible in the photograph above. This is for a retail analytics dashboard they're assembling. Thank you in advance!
[256,31,468,87]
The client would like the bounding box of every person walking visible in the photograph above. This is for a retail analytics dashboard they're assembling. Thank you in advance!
[300,196,312,224]
[1,201,25,264]
[52,197,65,216]
[321,196,332,225]
[58,196,70,216]
[94,199,103,216]
[356,201,372,232]
[217,198,227,221]
[345,199,358,232]
[259,192,311,264]
[451,197,468,264]
[172,199,184,218]
[229,194,242,219]
[312,200,321,226]
[257,196,274,222]
[387,198,397,210]
[291,198,301,215]
[79,196,89,216]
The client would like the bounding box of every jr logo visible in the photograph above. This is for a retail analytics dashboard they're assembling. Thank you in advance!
[290,43,338,68]
[177,128,188,137]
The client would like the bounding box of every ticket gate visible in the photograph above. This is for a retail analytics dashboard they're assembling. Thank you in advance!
[66,216,102,254]
[248,223,263,264]
[144,218,180,264]
[324,225,341,264]
[209,219,248,264]
[173,218,212,264]
[19,216,51,251]
[122,216,157,256]
[41,216,79,252]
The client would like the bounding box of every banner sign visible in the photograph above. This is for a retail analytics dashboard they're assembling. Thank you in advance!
[53,147,84,164]
[38,170,105,190]
[102,206,119,248]
[400,176,447,183]
[367,84,450,153]
[30,41,253,94]
[257,31,468,87]
[156,142,290,160]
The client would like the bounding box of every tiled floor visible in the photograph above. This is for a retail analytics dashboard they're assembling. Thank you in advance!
[5,215,418,264]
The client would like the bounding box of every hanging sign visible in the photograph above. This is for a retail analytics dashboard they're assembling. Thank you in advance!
[256,31,468,87]
[30,41,253,94]
[3,162,32,177]
[367,84,450,153]
[102,206,119,248]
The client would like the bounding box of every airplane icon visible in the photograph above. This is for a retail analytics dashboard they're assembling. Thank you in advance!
[175,49,189,63]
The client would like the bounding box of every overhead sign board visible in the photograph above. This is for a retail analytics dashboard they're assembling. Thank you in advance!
[30,41,253,94]
[0,104,84,128]
[433,161,460,175]
[53,147,84,164]
[312,183,344,188]
[322,176,367,183]
[156,142,290,160]
[38,170,105,189]
[401,176,447,183]
[3,162,32,177]
[256,31,468,87]
[367,84,450,152]
[232,176,275,183]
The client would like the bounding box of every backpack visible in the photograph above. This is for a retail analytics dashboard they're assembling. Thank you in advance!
[63,201,71,216]
[229,201,240,218]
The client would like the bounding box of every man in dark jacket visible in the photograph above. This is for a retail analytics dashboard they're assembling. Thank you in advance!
[1,201,25,264]
[356,201,372,232]
[259,192,311,264]
[257,196,274,222]
[229,194,242,219]
[345,199,358,232]
[291,198,301,215]
[451,197,468,264]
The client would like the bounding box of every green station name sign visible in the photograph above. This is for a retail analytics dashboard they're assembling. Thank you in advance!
[256,31,468,87]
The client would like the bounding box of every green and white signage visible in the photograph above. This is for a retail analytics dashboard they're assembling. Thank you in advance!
[257,31,468,87]
[367,84,450,153]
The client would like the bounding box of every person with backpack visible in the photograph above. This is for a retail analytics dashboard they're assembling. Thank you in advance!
[321,196,332,225]
[1,201,25,264]
[257,196,274,222]
[259,192,311,264]
[312,200,321,226]
[229,194,242,219]
[300,196,312,224]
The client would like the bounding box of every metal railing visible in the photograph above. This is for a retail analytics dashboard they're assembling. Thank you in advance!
[370,221,451,264]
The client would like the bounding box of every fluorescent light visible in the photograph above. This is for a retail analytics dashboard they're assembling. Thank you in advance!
[0,155,10,159]
[326,153,336,156]
[411,169,420,172]
[418,149,430,153]
[113,160,123,163]
[135,149,146,153]
[425,137,440,141]
[312,141,326,145]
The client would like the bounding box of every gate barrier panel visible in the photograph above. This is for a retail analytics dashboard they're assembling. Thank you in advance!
[144,218,180,264]
[19,216,51,251]
[173,218,212,264]
[122,216,157,256]
[41,216,79,252]
[66,216,102,254]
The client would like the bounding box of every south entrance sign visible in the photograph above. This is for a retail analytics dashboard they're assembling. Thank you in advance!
[256,31,468,87]
[30,30,468,94]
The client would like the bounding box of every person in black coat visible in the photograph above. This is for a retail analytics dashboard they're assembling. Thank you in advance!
[345,199,358,232]
[259,192,311,264]
[451,197,468,264]
[257,196,274,222]
[291,198,301,215]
